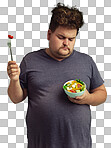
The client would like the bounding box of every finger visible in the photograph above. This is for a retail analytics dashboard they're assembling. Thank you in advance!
[7,64,17,70]
[68,97,77,103]
[75,96,82,100]
[8,61,17,67]
[7,67,19,73]
[68,96,79,101]
[68,97,82,104]
[9,72,19,77]
[7,66,18,73]
[7,64,19,70]
[8,61,16,65]
[8,69,19,75]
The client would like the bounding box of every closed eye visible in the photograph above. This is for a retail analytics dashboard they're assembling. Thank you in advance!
[69,38,73,41]
[69,37,75,41]
[57,34,76,41]
[57,35,65,40]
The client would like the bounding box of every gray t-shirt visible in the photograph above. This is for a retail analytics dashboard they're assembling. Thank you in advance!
[19,49,104,148]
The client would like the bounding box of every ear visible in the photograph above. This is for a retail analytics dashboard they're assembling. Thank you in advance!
[47,29,52,40]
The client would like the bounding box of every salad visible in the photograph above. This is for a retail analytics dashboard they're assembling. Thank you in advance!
[63,79,86,93]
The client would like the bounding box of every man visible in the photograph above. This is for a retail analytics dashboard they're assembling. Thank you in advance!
[7,3,107,148]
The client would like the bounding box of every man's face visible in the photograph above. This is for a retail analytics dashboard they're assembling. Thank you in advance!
[47,26,77,60]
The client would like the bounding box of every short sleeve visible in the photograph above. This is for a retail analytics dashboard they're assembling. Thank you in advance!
[90,57,104,91]
[19,58,28,89]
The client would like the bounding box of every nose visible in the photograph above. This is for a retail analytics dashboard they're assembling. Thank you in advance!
[63,38,69,46]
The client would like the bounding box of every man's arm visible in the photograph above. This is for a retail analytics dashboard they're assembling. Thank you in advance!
[68,84,107,106]
[88,84,107,106]
[7,61,27,104]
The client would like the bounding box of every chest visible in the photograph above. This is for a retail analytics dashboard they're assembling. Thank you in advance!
[27,60,92,92]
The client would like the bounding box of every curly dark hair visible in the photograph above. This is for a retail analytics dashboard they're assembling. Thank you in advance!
[49,3,84,35]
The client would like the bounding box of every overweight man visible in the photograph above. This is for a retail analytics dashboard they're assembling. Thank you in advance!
[7,3,107,148]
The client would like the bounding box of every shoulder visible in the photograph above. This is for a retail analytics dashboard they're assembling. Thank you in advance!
[25,49,42,58]
[23,49,45,61]
[74,50,91,58]
[20,49,46,69]
[74,50,93,62]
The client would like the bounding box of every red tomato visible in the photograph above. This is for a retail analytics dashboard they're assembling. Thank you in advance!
[77,84,82,88]
[70,90,76,93]
[8,35,13,39]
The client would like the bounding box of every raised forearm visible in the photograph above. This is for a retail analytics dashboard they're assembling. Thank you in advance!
[8,80,24,104]
[7,61,26,104]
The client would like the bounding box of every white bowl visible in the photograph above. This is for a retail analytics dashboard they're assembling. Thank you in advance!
[63,80,86,98]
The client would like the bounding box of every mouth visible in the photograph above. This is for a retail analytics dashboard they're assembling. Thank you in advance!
[61,47,69,51]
